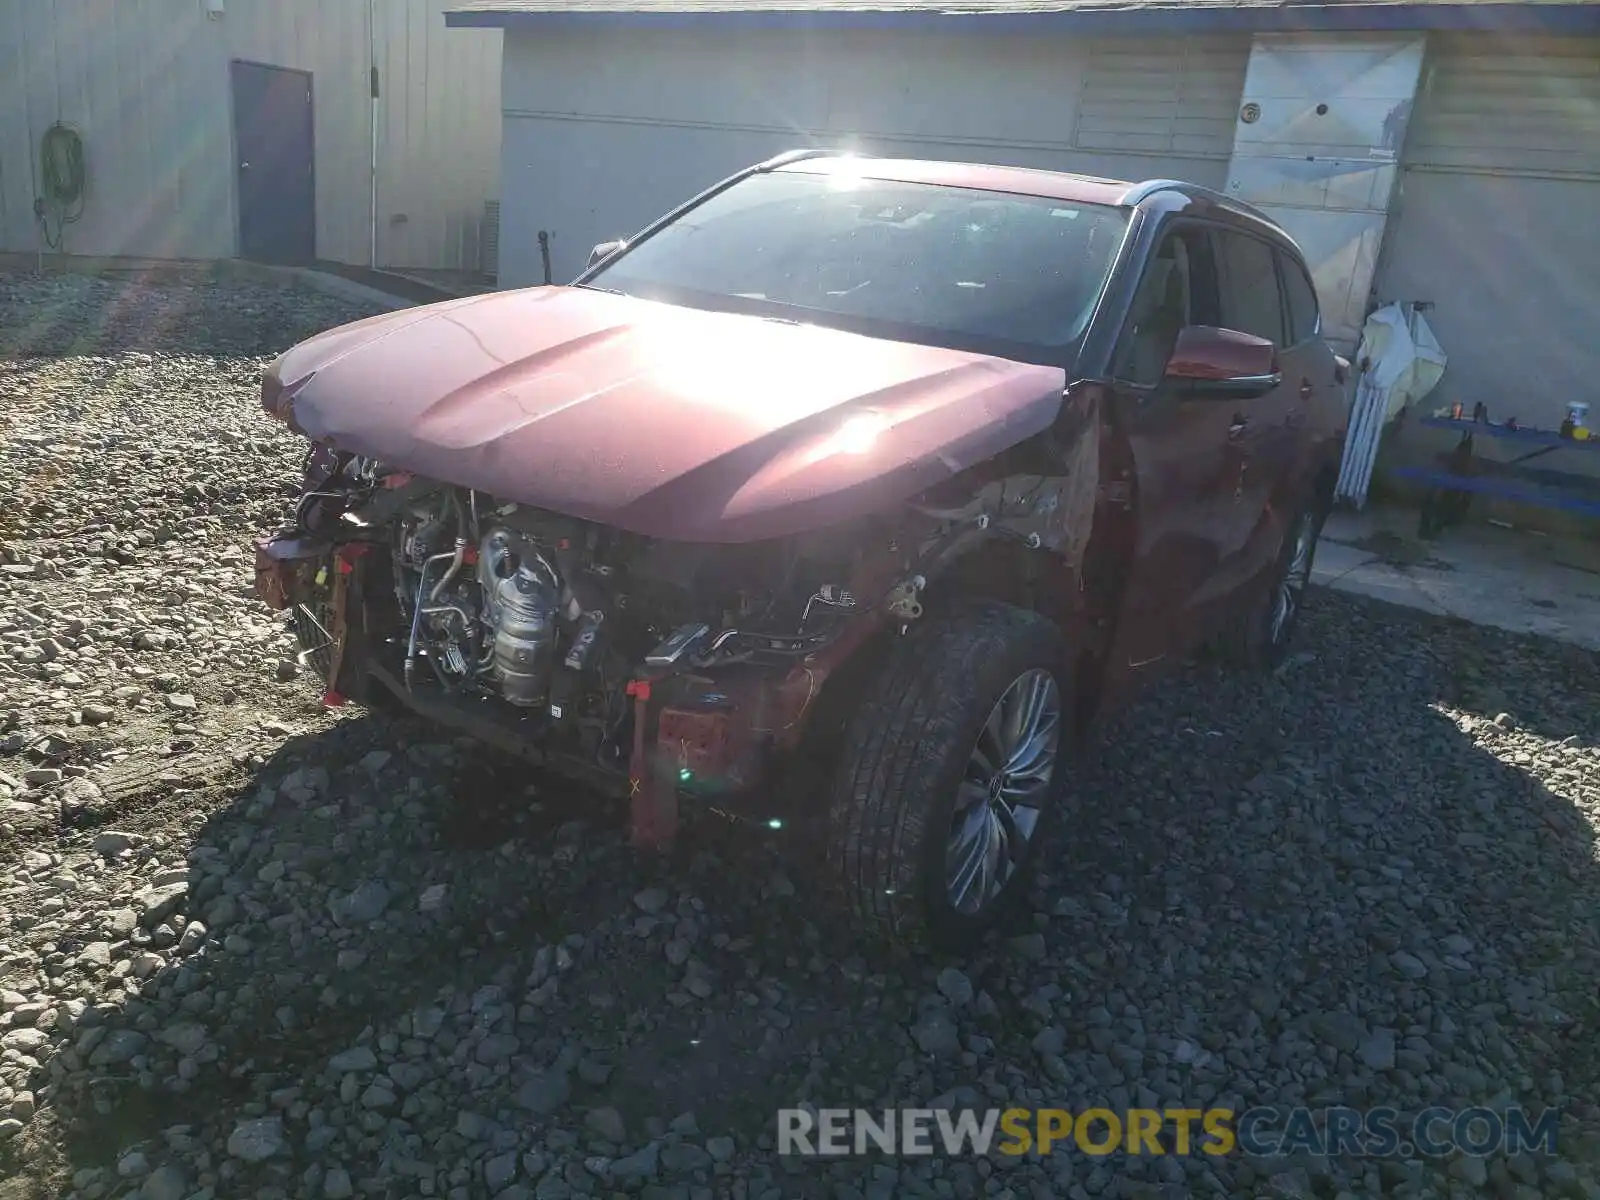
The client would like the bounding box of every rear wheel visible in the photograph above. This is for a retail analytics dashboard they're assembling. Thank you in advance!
[824,603,1072,954]
[1211,500,1321,670]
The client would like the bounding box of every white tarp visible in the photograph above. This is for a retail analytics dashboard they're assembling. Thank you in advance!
[1334,303,1448,507]
[1364,303,1448,421]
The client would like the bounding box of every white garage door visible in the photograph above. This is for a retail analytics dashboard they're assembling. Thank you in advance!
[495,27,1248,284]
[1377,35,1600,428]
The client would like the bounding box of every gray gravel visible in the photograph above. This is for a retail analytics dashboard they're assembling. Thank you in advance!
[3,270,1600,1200]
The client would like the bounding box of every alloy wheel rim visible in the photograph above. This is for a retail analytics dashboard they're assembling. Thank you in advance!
[1270,512,1316,645]
[945,668,1061,915]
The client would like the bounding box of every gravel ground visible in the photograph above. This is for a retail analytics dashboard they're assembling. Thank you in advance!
[2,270,1599,1200]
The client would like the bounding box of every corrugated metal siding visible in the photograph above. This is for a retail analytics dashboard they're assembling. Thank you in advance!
[450,0,1600,16]
[495,27,1245,284]
[1377,35,1600,432]
[376,0,504,269]
[1405,34,1600,176]
[1379,170,1600,429]
[1074,37,1250,158]
[0,0,500,268]
[0,0,231,260]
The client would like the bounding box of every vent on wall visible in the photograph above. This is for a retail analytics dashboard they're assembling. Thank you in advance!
[481,200,500,282]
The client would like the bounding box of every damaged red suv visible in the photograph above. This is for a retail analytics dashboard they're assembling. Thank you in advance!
[256,151,1345,951]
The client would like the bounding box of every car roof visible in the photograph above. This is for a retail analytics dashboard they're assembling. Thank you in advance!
[771,153,1289,246]
[773,155,1134,206]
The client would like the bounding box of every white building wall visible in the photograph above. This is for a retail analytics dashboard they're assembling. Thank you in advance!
[496,27,1249,285]
[1377,35,1600,430]
[0,0,500,269]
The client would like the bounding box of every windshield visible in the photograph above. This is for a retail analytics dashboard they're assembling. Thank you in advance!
[584,169,1128,363]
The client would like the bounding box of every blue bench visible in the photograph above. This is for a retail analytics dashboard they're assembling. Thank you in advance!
[1391,466,1600,517]
[1394,416,1600,536]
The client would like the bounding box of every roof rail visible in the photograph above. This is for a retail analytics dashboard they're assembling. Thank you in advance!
[1119,178,1191,205]
[1121,178,1273,222]
[757,148,848,170]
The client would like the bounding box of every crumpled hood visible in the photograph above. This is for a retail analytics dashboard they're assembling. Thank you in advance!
[268,286,1067,542]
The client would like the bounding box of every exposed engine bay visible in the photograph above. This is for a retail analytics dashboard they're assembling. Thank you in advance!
[270,450,905,785]
[254,422,1095,853]
[393,484,866,694]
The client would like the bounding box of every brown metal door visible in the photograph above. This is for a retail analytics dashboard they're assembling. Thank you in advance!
[233,60,316,263]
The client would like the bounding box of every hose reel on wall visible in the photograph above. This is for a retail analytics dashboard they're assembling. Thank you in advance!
[35,122,87,250]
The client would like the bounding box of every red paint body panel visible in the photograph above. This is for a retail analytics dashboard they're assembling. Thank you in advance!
[271,286,1066,542]
[1165,325,1277,381]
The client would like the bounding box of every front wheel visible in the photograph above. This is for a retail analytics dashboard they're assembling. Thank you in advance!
[823,603,1073,954]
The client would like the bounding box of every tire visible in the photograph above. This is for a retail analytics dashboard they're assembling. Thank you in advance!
[824,602,1073,954]
[1211,499,1323,670]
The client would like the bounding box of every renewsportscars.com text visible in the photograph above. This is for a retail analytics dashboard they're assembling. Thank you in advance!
[777,1106,1559,1159]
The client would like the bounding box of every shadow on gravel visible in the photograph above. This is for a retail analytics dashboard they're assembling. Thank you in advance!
[0,270,378,362]
[12,709,899,1195]
[10,592,1600,1199]
[23,718,596,1137]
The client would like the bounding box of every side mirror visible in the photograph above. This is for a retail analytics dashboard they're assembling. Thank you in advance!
[1164,325,1281,397]
[587,239,626,268]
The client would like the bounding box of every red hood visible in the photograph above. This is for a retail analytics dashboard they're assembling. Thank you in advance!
[268,286,1066,542]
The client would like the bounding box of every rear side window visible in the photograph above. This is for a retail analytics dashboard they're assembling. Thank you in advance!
[1215,231,1285,346]
[1278,252,1321,344]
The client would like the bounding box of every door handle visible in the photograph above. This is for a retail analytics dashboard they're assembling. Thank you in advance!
[1228,416,1249,440]
[1299,379,1314,401]
[240,161,251,170]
